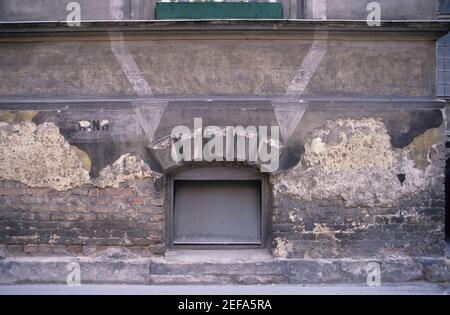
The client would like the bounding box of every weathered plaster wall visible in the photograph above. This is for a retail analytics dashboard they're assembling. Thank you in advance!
[0,23,447,283]
[0,38,436,97]
[302,40,435,97]
[0,105,445,263]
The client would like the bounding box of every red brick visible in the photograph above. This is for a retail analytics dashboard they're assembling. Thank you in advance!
[131,197,143,206]
[52,245,69,255]
[50,213,66,221]
[102,188,134,197]
[84,213,98,221]
[150,197,165,207]
[96,196,113,205]
[66,213,82,221]
[66,245,83,254]
[38,244,54,254]
[23,244,39,254]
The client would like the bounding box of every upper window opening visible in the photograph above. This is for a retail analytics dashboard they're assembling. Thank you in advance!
[440,0,450,15]
[437,34,450,98]
[155,1,283,20]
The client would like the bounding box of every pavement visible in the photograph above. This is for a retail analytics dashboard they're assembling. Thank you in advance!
[0,283,449,295]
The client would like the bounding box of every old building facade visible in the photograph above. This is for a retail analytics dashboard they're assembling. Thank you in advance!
[0,0,449,284]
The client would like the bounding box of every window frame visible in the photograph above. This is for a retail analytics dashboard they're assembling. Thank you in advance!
[440,0,450,15]
[437,34,450,98]
[167,166,270,249]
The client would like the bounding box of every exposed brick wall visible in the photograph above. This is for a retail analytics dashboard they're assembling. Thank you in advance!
[271,187,446,259]
[269,116,447,260]
[0,179,165,256]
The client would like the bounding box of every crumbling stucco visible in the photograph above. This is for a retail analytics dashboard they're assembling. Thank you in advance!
[0,120,155,191]
[273,118,442,207]
[0,122,90,191]
[93,153,155,188]
[272,237,293,259]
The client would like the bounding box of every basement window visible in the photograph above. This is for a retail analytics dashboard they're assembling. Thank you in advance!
[168,167,267,248]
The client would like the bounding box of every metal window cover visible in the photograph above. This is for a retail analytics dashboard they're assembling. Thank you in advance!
[168,166,268,247]
[173,180,262,245]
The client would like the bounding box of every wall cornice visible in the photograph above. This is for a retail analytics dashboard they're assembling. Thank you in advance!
[0,20,448,41]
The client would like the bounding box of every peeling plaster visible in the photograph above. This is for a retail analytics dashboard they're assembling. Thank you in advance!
[304,118,397,172]
[0,117,442,204]
[272,237,293,259]
[0,122,90,191]
[0,121,156,191]
[273,118,442,207]
[93,153,155,189]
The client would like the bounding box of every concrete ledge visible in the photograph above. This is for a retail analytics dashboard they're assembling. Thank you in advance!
[0,257,151,285]
[422,257,450,283]
[1,255,449,285]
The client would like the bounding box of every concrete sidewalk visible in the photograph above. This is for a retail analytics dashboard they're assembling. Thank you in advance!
[0,283,449,295]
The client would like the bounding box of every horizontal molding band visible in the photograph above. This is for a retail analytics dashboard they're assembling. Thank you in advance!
[0,96,444,110]
[0,20,448,38]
